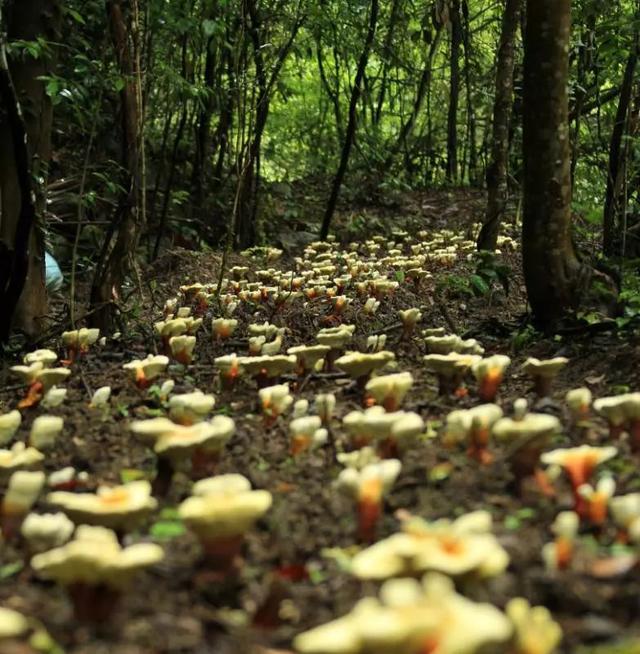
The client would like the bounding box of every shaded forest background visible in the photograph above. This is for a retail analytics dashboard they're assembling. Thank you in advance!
[1,0,639,339]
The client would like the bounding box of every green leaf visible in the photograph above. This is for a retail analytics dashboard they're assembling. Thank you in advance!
[0,561,24,579]
[395,270,405,284]
[469,274,490,296]
[150,520,185,541]
[120,468,147,483]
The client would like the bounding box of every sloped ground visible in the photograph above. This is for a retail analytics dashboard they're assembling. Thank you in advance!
[1,193,639,654]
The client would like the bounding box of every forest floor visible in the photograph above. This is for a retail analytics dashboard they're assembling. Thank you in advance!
[1,189,640,654]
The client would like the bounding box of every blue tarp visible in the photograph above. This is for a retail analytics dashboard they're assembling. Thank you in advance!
[45,252,63,291]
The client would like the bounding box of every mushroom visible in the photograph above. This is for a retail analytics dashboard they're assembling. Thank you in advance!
[471,355,511,402]
[47,480,157,533]
[287,345,330,375]
[317,325,355,369]
[366,334,387,352]
[90,386,112,408]
[29,415,63,450]
[289,416,325,456]
[423,353,481,395]
[424,334,463,355]
[593,394,628,440]
[0,608,29,644]
[169,334,197,364]
[506,598,562,654]
[565,387,592,423]
[521,357,568,397]
[610,493,640,542]
[23,349,58,367]
[398,308,422,336]
[541,445,617,517]
[123,354,169,389]
[240,354,297,387]
[211,317,238,340]
[259,383,293,426]
[336,459,401,542]
[365,372,413,411]
[351,511,509,581]
[2,470,45,539]
[11,362,71,408]
[31,525,164,622]
[168,390,216,425]
[315,393,336,426]
[577,476,615,526]
[0,443,44,476]
[444,404,503,464]
[179,474,272,573]
[493,412,561,496]
[130,416,235,494]
[214,353,243,390]
[542,511,579,571]
[42,386,68,408]
[61,327,100,362]
[335,351,395,389]
[21,512,75,553]
[0,410,21,446]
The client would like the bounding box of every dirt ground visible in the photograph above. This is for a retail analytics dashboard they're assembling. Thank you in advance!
[1,190,640,654]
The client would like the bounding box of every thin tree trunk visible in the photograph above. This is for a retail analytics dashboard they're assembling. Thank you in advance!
[320,0,379,239]
[374,0,402,125]
[90,0,143,331]
[603,18,639,256]
[477,0,521,251]
[461,0,477,183]
[446,0,462,182]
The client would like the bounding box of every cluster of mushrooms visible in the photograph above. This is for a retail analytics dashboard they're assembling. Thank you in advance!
[0,226,635,654]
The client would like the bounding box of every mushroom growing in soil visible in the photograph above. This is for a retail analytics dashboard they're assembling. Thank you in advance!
[566,387,592,423]
[168,390,216,425]
[211,317,238,340]
[610,493,640,543]
[365,372,413,411]
[1,470,45,539]
[0,410,21,446]
[316,325,355,369]
[287,345,330,376]
[178,474,272,575]
[11,362,71,408]
[506,597,563,654]
[423,353,481,395]
[444,404,503,464]
[350,510,509,581]
[259,383,293,426]
[21,512,75,553]
[123,354,169,389]
[61,327,100,362]
[577,477,616,526]
[289,416,326,456]
[47,480,157,534]
[521,357,568,397]
[398,308,422,337]
[31,525,164,623]
[29,415,64,450]
[336,458,401,542]
[169,334,197,364]
[214,353,243,390]
[492,411,561,496]
[335,351,395,390]
[294,573,512,654]
[471,355,511,402]
[541,445,617,518]
[130,416,235,494]
[240,354,297,388]
[0,443,45,476]
[542,511,579,571]
[315,393,336,427]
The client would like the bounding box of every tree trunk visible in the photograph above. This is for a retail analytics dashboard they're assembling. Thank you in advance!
[602,20,639,256]
[522,0,592,326]
[90,0,143,332]
[446,0,462,182]
[0,0,61,341]
[476,0,521,251]
[319,0,379,240]
[461,0,477,184]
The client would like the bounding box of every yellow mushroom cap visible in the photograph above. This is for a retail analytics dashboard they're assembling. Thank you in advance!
[47,480,157,530]
[11,361,44,384]
[30,415,64,450]
[610,493,640,529]
[154,416,235,459]
[36,367,72,391]
[0,442,44,474]
[287,345,331,369]
[317,325,356,348]
[31,525,164,589]
[522,357,569,378]
[168,390,216,423]
[540,445,617,470]
[123,354,169,380]
[507,598,562,654]
[423,353,481,378]
[335,351,395,379]
[21,512,76,552]
[0,607,30,640]
[471,354,511,380]
[424,334,463,354]
[240,354,297,378]
[0,410,22,446]
[365,372,413,406]
[3,470,46,514]
[492,413,561,443]
[23,349,58,367]
[179,474,272,539]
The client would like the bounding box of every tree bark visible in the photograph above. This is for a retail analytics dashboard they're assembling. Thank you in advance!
[319,0,379,240]
[0,0,60,341]
[446,0,462,182]
[90,0,143,331]
[522,0,589,326]
[476,0,521,251]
